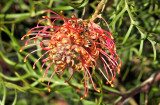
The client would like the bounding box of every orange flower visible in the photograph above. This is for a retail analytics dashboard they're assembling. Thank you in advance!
[20,10,121,100]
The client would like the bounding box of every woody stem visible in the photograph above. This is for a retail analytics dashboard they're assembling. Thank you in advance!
[90,0,107,22]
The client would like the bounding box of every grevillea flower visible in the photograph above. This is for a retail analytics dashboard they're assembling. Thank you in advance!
[20,10,121,100]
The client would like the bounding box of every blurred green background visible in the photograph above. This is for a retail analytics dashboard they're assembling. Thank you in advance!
[0,0,160,105]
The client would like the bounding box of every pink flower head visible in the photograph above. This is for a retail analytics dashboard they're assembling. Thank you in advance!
[20,10,121,100]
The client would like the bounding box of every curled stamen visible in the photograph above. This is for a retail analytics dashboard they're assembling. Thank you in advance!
[41,58,50,72]
[65,68,76,83]
[80,67,86,100]
[85,67,100,92]
[33,50,50,69]
[101,56,110,81]
[85,73,89,97]
[101,56,115,82]
[20,43,42,52]
[42,61,54,81]
[96,65,110,83]
[96,16,111,33]
[99,49,118,67]
[24,48,42,63]
[40,41,51,50]
[34,26,53,43]
[47,70,56,92]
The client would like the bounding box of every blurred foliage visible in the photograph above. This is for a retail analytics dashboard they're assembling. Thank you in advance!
[0,0,160,105]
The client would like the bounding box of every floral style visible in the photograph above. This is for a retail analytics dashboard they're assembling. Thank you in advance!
[20,10,121,100]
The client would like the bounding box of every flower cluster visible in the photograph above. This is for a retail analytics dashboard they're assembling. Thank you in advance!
[20,10,121,100]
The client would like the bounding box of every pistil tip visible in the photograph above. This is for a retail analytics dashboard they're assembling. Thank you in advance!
[42,78,44,82]
[97,90,100,92]
[80,97,83,100]
[111,84,114,87]
[21,37,24,40]
[20,49,23,52]
[33,66,35,69]
[48,88,51,92]
[42,16,46,18]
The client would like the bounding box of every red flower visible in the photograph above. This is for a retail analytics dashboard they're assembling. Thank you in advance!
[20,10,121,100]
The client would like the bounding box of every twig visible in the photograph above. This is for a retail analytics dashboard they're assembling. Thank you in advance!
[90,0,107,22]
[101,0,108,14]
[118,85,138,105]
[116,71,160,105]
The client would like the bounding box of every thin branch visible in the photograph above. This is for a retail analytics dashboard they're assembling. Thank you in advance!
[101,0,108,14]
[116,71,160,105]
[90,0,107,22]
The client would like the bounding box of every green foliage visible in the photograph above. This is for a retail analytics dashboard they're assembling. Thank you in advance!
[0,0,160,105]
